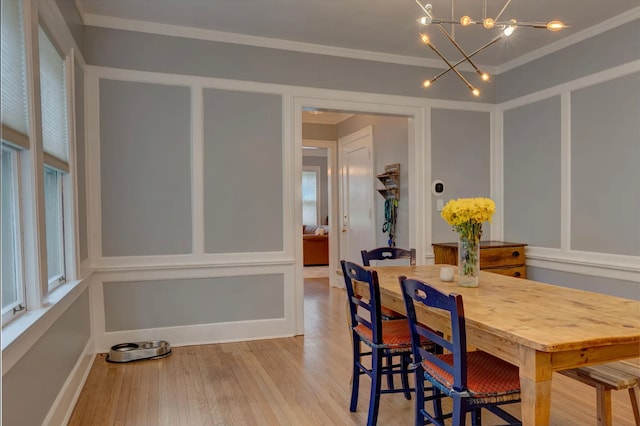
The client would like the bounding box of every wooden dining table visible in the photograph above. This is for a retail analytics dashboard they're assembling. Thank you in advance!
[356,264,640,426]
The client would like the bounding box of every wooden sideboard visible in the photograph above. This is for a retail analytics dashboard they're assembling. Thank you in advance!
[432,241,527,278]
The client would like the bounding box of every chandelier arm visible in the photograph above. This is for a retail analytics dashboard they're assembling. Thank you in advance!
[424,41,476,92]
[414,0,433,17]
[498,21,566,28]
[494,0,513,23]
[427,34,503,82]
[435,24,483,74]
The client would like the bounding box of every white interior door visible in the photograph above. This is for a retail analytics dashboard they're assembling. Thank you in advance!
[339,126,375,264]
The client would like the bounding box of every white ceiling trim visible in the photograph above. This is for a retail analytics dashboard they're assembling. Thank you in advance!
[81,12,491,74]
[81,6,639,78]
[496,7,640,74]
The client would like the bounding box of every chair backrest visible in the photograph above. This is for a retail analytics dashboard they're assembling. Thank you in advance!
[340,260,384,345]
[360,247,416,266]
[399,276,468,392]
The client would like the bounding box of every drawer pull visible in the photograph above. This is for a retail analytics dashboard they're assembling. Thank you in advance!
[512,251,520,257]
[513,271,521,277]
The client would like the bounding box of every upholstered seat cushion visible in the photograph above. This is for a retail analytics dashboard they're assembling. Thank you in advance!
[354,319,413,349]
[380,306,405,319]
[422,351,521,404]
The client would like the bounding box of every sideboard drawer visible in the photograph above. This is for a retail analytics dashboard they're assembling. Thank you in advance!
[484,266,526,279]
[480,247,525,268]
[432,241,528,279]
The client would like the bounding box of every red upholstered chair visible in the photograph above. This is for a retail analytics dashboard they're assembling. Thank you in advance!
[341,260,419,426]
[400,276,522,426]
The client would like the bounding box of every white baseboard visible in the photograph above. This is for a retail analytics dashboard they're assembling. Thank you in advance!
[43,338,96,426]
[95,317,296,353]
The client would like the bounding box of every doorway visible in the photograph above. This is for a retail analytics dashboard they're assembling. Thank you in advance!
[296,101,424,335]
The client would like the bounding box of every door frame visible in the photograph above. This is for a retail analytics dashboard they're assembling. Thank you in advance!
[293,97,426,335]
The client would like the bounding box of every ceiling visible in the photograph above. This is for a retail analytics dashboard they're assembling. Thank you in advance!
[76,0,638,69]
[301,111,353,125]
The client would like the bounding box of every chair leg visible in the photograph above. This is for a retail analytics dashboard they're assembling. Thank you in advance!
[452,397,466,426]
[432,387,443,421]
[596,384,612,426]
[414,368,425,426]
[629,386,640,426]
[350,334,361,412]
[367,349,383,426]
[401,354,412,400]
[386,354,395,390]
[471,408,482,426]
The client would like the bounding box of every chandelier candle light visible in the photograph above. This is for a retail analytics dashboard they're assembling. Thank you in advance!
[414,0,568,97]
[441,197,496,287]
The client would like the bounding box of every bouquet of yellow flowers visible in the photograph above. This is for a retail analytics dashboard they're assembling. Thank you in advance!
[441,197,496,284]
[441,197,495,241]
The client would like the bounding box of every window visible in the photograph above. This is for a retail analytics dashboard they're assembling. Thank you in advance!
[39,26,69,290]
[1,146,26,323]
[44,167,65,286]
[302,166,321,225]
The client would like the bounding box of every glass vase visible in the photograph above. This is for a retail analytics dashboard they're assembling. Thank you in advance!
[458,237,480,287]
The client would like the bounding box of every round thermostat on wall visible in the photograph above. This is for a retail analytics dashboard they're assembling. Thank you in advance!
[431,180,445,196]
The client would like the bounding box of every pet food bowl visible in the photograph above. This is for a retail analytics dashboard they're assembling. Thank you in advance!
[106,340,172,363]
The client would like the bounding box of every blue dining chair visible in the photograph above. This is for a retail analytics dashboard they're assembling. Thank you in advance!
[341,260,417,426]
[399,276,522,426]
[361,247,416,267]
[360,246,417,391]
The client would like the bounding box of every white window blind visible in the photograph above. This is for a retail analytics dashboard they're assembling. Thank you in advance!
[1,0,29,141]
[38,26,69,166]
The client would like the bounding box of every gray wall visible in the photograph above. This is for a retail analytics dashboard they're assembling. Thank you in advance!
[430,108,492,244]
[99,79,192,256]
[2,290,91,426]
[54,0,84,52]
[203,89,283,253]
[528,267,640,301]
[104,275,285,331]
[303,154,329,225]
[497,25,640,298]
[571,73,640,256]
[497,19,640,102]
[84,26,496,103]
[503,97,562,248]
[302,123,338,141]
[338,115,410,249]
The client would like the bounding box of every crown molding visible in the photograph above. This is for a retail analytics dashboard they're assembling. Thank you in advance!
[80,7,638,78]
[496,7,640,74]
[81,13,490,73]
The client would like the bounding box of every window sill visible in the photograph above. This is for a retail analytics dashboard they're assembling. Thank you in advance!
[1,276,90,375]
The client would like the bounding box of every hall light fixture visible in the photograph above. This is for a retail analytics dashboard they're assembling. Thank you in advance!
[414,0,568,96]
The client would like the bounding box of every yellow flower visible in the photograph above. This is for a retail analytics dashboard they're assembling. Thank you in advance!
[441,197,495,241]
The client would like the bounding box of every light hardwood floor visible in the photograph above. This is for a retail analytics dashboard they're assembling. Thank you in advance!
[69,277,638,425]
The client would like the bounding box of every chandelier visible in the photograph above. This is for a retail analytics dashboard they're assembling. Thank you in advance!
[414,0,568,96]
